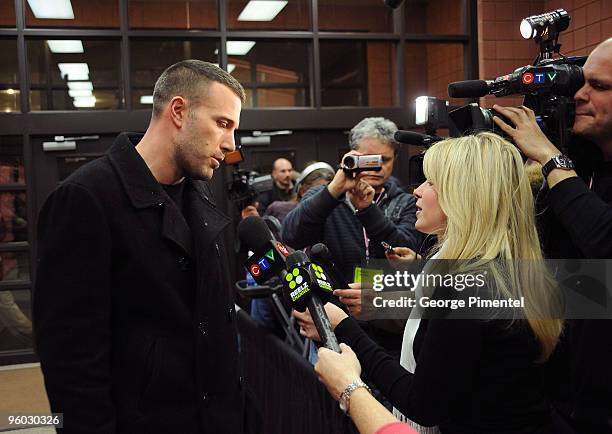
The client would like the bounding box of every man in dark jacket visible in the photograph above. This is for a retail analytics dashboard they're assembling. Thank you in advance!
[283,117,423,353]
[493,38,612,434]
[34,60,245,434]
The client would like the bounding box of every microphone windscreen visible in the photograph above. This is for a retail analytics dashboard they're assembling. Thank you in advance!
[286,251,309,269]
[448,80,489,98]
[238,216,273,252]
[310,243,331,261]
[395,130,429,146]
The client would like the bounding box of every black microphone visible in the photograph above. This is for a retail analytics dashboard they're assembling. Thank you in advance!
[394,130,445,148]
[384,0,404,8]
[309,243,350,289]
[238,216,291,284]
[448,80,491,98]
[284,251,340,353]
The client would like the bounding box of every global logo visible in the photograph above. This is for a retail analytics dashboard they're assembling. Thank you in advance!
[276,242,290,257]
[285,267,304,290]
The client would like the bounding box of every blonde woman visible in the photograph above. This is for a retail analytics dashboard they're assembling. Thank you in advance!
[295,132,564,434]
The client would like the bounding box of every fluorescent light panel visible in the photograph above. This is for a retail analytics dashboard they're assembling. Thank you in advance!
[68,89,92,97]
[140,95,153,104]
[238,1,288,21]
[27,0,74,19]
[214,63,237,74]
[67,81,93,91]
[47,40,84,53]
[58,63,89,81]
[226,41,256,55]
[73,96,96,108]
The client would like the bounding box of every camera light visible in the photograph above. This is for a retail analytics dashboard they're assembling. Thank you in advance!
[415,96,430,125]
[520,20,535,40]
[519,9,570,40]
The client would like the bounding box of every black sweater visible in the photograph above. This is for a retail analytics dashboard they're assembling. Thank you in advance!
[334,313,551,434]
[537,162,612,433]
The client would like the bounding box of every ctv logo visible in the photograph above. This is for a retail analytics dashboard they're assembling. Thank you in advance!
[522,70,558,85]
[249,263,262,277]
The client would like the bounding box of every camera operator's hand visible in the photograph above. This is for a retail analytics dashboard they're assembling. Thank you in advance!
[492,105,560,165]
[348,179,375,211]
[241,204,259,219]
[327,151,362,199]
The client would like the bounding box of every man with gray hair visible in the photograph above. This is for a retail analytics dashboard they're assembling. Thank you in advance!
[34,60,245,433]
[283,117,423,355]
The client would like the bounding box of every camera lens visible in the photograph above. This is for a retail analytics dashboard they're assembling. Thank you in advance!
[343,155,357,169]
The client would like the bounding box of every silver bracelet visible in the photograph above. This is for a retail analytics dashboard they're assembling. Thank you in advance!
[339,379,371,415]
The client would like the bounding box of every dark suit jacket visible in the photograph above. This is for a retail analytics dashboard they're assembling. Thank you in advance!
[34,133,242,434]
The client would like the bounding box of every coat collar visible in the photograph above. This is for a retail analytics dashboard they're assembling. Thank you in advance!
[107,132,167,209]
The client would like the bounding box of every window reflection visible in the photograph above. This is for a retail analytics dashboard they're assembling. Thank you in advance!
[0,252,29,282]
[0,136,25,185]
[130,39,219,109]
[0,290,33,351]
[25,0,119,28]
[227,0,309,31]
[0,193,27,243]
[318,0,392,33]
[28,39,122,110]
[129,0,217,30]
[321,40,397,107]
[228,40,311,107]
[0,39,20,112]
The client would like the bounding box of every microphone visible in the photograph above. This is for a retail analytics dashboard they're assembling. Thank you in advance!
[448,80,490,98]
[309,243,350,289]
[284,251,341,353]
[394,130,445,148]
[238,216,291,284]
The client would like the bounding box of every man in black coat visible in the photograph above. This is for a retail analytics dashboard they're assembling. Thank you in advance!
[493,38,612,434]
[33,60,245,433]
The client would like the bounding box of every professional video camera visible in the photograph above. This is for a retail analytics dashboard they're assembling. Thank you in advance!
[226,149,273,210]
[447,9,586,152]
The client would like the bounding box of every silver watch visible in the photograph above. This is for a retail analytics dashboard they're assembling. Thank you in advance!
[339,380,371,414]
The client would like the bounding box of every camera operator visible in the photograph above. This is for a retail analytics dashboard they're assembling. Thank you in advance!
[493,37,612,434]
[256,158,295,212]
[282,117,423,356]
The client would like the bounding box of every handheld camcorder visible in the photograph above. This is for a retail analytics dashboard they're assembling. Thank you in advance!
[342,155,382,174]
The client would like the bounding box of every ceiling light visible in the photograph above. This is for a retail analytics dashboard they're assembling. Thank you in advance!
[5,89,16,95]
[27,0,74,19]
[227,41,256,55]
[238,1,288,21]
[67,81,93,91]
[47,40,84,53]
[58,63,89,81]
[73,96,96,108]
[214,63,237,74]
[68,89,92,98]
[140,95,153,104]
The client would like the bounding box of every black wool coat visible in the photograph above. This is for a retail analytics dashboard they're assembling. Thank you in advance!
[33,133,242,434]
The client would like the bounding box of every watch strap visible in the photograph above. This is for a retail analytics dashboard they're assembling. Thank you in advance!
[339,380,371,414]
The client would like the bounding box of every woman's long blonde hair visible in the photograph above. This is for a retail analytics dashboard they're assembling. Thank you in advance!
[423,132,563,360]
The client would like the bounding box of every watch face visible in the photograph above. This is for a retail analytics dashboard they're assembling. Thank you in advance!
[339,400,347,413]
